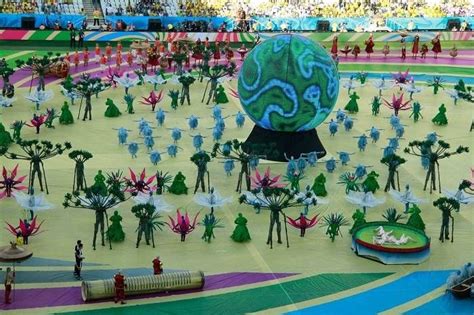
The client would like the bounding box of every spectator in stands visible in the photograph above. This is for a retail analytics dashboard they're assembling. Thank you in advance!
[93,8,101,26]
[82,19,88,30]
[54,20,61,30]
[67,21,74,31]
[116,5,123,16]
[116,20,126,31]
[126,23,135,31]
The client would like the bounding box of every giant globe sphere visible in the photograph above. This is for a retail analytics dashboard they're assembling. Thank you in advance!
[237,34,339,132]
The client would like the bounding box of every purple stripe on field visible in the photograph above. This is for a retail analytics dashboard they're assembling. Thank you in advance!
[0,272,296,310]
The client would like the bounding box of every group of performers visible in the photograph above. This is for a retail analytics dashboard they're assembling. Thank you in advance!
[331,33,446,60]
[59,37,250,75]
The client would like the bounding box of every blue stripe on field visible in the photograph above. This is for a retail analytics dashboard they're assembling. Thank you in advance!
[405,292,474,315]
[0,257,105,267]
[287,270,454,315]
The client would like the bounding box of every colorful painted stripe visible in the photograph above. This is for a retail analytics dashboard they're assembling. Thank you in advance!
[404,292,474,315]
[58,273,391,315]
[0,272,296,310]
[288,270,453,315]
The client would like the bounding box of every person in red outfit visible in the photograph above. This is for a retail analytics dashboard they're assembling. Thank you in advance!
[73,51,80,69]
[152,257,163,275]
[105,42,113,63]
[431,33,442,59]
[127,50,133,67]
[331,35,338,56]
[364,34,374,57]
[113,270,127,304]
[4,267,15,304]
[117,41,122,53]
[83,47,89,67]
[412,34,420,58]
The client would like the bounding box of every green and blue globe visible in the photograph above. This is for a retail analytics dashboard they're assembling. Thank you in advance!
[238,34,339,132]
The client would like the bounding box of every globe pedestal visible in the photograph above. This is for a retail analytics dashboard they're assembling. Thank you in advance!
[244,126,327,162]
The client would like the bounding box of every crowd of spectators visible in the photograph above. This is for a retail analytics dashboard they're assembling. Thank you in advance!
[0,0,84,15]
[0,1,38,14]
[103,0,473,19]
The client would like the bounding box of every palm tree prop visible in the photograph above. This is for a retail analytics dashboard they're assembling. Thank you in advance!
[404,139,469,193]
[239,182,317,249]
[321,213,349,242]
[0,140,72,194]
[16,52,61,92]
[63,171,132,250]
[211,139,274,193]
[382,208,406,223]
[131,203,165,248]
[62,74,110,121]
[69,150,93,192]
[202,63,236,104]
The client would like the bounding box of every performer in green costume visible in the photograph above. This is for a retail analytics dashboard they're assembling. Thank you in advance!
[107,210,125,242]
[59,101,74,125]
[230,213,251,242]
[104,98,122,117]
[311,173,328,197]
[168,171,188,195]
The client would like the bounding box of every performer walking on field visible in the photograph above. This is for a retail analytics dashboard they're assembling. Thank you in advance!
[4,267,15,304]
[114,270,127,304]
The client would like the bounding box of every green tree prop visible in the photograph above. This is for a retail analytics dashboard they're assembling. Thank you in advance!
[349,209,366,234]
[63,74,110,121]
[239,187,316,249]
[16,52,61,92]
[199,214,224,243]
[155,171,173,195]
[69,150,93,192]
[0,140,72,194]
[0,64,14,95]
[382,208,406,223]
[433,197,460,243]
[322,213,349,242]
[211,139,273,193]
[406,205,426,232]
[404,139,469,193]
[202,63,236,104]
[63,171,131,250]
[131,203,165,248]
[380,153,406,192]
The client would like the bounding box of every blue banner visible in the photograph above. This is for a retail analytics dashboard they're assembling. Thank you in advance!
[386,17,474,31]
[0,13,85,29]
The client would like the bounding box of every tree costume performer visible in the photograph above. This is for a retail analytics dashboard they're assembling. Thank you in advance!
[190,151,211,194]
[431,33,442,59]
[168,171,188,195]
[434,197,460,243]
[69,150,93,192]
[59,101,74,125]
[322,213,349,242]
[107,210,125,242]
[152,257,163,275]
[215,85,229,104]
[371,96,381,115]
[364,34,374,57]
[178,74,196,106]
[344,92,360,113]
[0,140,71,194]
[432,104,448,125]
[124,94,135,114]
[168,90,179,110]
[230,213,251,242]
[200,214,223,243]
[113,271,127,304]
[104,98,122,117]
[132,203,164,248]
[203,63,236,105]
[44,109,58,129]
[412,35,420,58]
[380,154,406,192]
[410,101,423,122]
